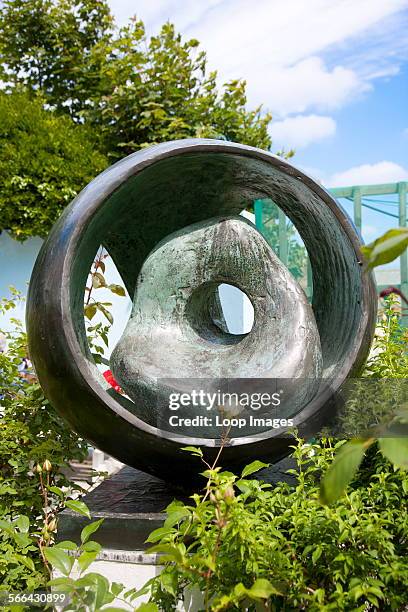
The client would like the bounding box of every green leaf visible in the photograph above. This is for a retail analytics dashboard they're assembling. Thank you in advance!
[145,543,184,563]
[82,540,102,553]
[246,578,282,598]
[108,284,126,296]
[241,460,270,478]
[181,446,203,457]
[164,507,190,528]
[124,578,154,601]
[74,572,110,596]
[77,550,98,572]
[65,499,91,518]
[81,518,104,543]
[44,547,74,576]
[0,519,13,533]
[15,554,35,571]
[53,540,78,551]
[84,303,97,320]
[13,532,32,548]
[71,574,100,588]
[110,582,125,597]
[361,228,408,268]
[47,577,75,588]
[312,546,323,564]
[203,555,216,572]
[49,485,64,497]
[379,438,408,469]
[93,573,110,608]
[15,515,30,533]
[145,526,174,543]
[320,439,374,505]
[135,604,158,612]
[159,571,177,596]
[234,578,281,601]
[97,303,114,324]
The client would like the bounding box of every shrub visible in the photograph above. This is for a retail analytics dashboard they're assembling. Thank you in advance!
[140,442,408,611]
[0,90,107,240]
[334,295,408,439]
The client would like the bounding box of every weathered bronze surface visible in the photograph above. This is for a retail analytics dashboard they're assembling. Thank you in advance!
[27,139,377,483]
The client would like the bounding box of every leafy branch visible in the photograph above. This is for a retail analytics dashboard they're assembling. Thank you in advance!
[83,248,126,364]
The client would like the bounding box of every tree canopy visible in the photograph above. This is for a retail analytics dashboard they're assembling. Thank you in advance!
[0,0,114,119]
[0,0,272,157]
[0,0,290,240]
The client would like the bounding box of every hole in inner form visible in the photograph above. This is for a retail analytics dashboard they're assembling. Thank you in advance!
[185,281,255,345]
[212,283,254,336]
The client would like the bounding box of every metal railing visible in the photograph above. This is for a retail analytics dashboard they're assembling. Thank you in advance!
[254,181,408,324]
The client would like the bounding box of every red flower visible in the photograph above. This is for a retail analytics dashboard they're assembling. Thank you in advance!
[103,370,122,393]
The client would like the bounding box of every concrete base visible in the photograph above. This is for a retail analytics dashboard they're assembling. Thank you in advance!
[58,466,191,550]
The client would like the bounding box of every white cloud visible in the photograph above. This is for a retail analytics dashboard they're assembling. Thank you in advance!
[184,0,407,70]
[270,114,336,149]
[250,58,367,116]
[113,0,224,29]
[330,161,408,186]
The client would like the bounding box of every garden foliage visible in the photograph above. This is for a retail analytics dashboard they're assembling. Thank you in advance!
[140,444,407,611]
[334,295,408,440]
[0,291,88,591]
[320,231,408,505]
[44,444,408,611]
[0,90,107,239]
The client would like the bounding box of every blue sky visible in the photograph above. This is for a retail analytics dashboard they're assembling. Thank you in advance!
[294,57,408,187]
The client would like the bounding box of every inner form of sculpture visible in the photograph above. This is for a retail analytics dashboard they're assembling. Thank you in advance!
[26,139,377,483]
[111,215,322,437]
